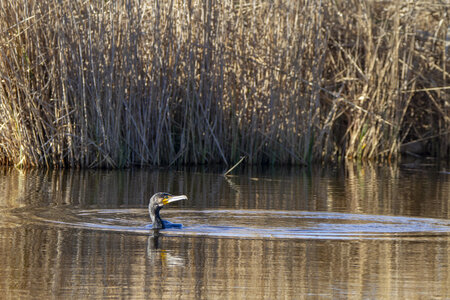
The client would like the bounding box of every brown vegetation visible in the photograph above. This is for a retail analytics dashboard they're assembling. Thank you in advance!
[0,0,448,168]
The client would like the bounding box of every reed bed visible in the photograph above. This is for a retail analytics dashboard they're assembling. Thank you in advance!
[0,0,448,168]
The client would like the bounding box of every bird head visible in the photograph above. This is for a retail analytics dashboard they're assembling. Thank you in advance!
[149,192,188,209]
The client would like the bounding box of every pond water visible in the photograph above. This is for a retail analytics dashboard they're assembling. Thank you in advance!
[0,164,449,299]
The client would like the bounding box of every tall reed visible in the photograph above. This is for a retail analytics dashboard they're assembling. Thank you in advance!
[0,0,448,168]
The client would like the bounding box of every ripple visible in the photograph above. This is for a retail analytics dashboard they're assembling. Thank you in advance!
[6,208,450,240]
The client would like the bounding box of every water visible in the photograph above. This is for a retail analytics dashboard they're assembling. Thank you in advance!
[0,164,449,299]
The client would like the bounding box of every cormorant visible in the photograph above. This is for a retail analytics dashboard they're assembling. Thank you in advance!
[149,192,187,229]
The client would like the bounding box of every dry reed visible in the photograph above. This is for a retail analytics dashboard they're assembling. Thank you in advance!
[0,0,448,168]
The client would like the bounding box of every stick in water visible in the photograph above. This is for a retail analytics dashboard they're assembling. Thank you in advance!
[223,156,246,176]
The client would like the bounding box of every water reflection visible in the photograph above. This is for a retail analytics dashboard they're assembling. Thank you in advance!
[1,165,448,218]
[0,225,449,299]
[0,164,449,298]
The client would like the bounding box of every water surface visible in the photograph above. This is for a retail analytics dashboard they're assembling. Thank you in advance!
[0,164,449,299]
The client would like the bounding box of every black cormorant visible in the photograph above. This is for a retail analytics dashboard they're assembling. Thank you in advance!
[149,192,187,229]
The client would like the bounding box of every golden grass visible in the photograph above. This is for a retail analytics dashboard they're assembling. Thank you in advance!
[0,0,448,167]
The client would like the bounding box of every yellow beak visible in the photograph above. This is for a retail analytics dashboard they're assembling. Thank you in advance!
[162,195,188,205]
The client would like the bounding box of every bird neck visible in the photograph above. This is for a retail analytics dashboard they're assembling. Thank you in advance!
[150,206,164,229]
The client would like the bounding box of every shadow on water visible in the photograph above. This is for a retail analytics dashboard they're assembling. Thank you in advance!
[0,163,449,298]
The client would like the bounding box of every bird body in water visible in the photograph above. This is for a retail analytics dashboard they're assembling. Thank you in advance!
[149,192,187,229]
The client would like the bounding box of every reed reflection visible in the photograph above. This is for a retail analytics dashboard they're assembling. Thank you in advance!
[0,165,448,219]
[0,225,448,299]
[0,165,449,298]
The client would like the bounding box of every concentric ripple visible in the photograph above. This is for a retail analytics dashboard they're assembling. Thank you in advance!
[6,208,450,240]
